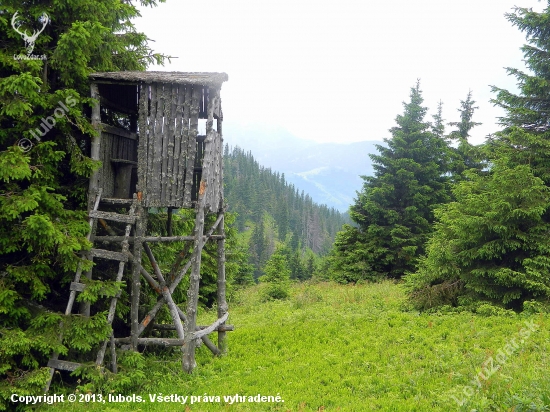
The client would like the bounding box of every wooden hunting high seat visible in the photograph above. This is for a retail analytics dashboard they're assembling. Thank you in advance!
[46,72,231,389]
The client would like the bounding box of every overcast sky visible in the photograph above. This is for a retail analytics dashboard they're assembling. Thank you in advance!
[135,0,545,145]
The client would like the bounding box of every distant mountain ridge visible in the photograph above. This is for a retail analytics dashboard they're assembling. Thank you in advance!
[223,121,384,211]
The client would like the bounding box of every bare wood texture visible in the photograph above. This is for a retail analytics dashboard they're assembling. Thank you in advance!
[135,211,224,340]
[89,210,136,224]
[98,131,114,197]
[114,336,222,355]
[110,333,117,373]
[201,88,222,213]
[178,85,191,204]
[173,86,185,204]
[94,235,224,243]
[143,84,156,203]
[133,260,220,355]
[90,71,228,87]
[160,85,169,204]
[96,197,137,366]
[69,282,86,292]
[115,337,185,347]
[137,257,193,336]
[56,72,231,383]
[151,83,164,206]
[137,84,148,197]
[183,177,207,373]
[142,243,185,342]
[140,83,202,208]
[153,324,234,332]
[131,203,146,350]
[101,123,137,140]
[89,248,129,262]
[217,213,228,353]
[192,312,229,340]
[47,359,81,372]
[165,85,177,204]
[83,102,103,316]
[88,83,102,209]
[113,164,133,199]
[184,87,200,204]
[100,198,133,206]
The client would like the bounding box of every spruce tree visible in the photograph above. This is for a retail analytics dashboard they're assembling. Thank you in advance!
[407,3,550,311]
[447,90,484,177]
[0,0,167,402]
[330,81,452,280]
[406,163,550,310]
[432,100,446,139]
[259,246,291,301]
[488,3,550,184]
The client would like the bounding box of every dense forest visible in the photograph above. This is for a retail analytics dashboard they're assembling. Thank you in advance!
[223,145,348,280]
[325,5,550,313]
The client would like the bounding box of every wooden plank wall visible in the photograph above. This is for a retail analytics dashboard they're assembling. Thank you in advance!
[99,131,115,197]
[111,134,137,162]
[137,83,222,209]
[202,88,222,213]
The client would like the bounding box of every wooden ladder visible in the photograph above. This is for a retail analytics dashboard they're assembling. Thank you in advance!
[45,189,137,390]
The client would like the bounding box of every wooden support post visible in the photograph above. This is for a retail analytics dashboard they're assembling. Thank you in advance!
[182,85,217,372]
[217,212,228,354]
[110,333,117,373]
[88,83,102,211]
[184,87,200,203]
[131,84,149,351]
[80,83,102,317]
[182,191,206,373]
[131,203,146,350]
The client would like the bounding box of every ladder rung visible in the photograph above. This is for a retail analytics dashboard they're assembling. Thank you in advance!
[70,282,86,292]
[90,248,129,262]
[100,198,134,206]
[89,210,136,224]
[48,359,81,371]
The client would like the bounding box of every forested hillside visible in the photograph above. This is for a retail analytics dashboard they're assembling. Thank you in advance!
[222,121,384,211]
[223,145,348,279]
[326,4,550,313]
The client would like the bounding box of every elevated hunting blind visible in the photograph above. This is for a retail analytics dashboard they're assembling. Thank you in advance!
[47,72,230,388]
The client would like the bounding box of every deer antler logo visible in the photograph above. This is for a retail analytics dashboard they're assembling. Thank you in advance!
[11,11,50,55]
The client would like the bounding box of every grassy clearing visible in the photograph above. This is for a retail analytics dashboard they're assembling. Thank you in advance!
[46,281,549,411]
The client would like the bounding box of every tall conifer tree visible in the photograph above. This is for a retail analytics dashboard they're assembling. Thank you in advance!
[407,3,550,310]
[447,90,483,177]
[0,0,167,400]
[489,3,550,183]
[330,81,451,281]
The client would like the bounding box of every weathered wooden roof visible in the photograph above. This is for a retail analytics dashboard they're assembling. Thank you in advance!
[89,71,228,87]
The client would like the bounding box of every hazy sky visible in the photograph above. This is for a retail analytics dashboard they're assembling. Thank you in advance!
[135,0,545,145]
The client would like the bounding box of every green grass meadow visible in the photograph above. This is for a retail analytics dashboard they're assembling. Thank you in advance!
[46,281,549,411]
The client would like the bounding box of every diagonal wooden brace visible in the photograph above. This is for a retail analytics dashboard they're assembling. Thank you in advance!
[134,248,220,355]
